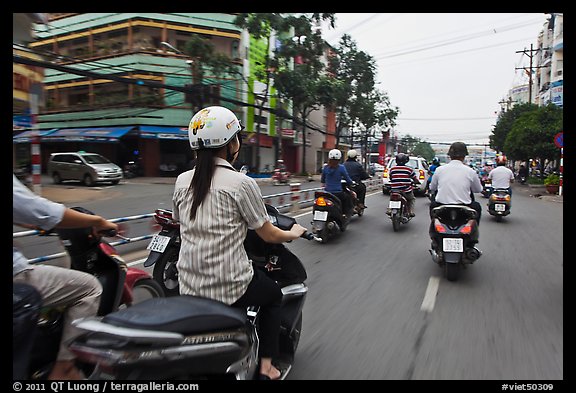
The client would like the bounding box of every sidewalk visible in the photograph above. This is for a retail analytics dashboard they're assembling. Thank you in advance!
[513,183,563,203]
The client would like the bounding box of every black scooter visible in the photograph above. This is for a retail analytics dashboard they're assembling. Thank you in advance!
[311,183,358,244]
[429,204,482,281]
[69,205,314,380]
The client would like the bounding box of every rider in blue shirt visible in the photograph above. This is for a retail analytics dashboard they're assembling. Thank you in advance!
[321,149,355,217]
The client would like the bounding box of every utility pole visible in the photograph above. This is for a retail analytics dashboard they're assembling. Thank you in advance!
[515,44,549,104]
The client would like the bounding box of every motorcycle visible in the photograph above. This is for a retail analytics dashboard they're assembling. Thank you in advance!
[311,183,358,243]
[481,177,493,198]
[14,207,164,380]
[428,204,482,281]
[386,191,413,232]
[487,188,511,222]
[144,208,181,296]
[123,160,142,179]
[272,168,291,185]
[67,204,314,380]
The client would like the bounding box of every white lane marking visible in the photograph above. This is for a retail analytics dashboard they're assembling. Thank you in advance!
[421,276,441,312]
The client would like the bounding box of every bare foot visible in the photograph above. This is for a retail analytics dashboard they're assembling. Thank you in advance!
[260,358,281,380]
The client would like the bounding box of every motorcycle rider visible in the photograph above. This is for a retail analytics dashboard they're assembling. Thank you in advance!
[173,106,307,380]
[489,155,515,195]
[429,141,483,223]
[388,153,420,217]
[517,164,529,183]
[424,157,440,196]
[321,149,357,219]
[343,149,370,209]
[13,174,118,380]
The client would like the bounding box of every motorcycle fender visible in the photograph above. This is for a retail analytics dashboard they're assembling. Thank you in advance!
[143,250,162,267]
[444,252,462,264]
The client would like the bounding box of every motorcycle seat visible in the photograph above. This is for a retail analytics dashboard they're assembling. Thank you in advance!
[431,204,477,222]
[102,295,247,335]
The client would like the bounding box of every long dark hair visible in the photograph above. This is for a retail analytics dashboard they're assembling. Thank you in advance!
[187,135,240,220]
[187,149,217,220]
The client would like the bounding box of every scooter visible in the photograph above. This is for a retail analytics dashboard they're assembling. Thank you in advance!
[386,191,413,232]
[14,207,164,380]
[67,205,314,380]
[429,204,482,282]
[272,168,291,185]
[311,186,355,244]
[144,208,181,296]
[487,188,511,222]
[481,177,493,198]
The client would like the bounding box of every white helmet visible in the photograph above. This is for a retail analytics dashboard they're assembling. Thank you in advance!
[347,149,358,159]
[328,149,342,160]
[188,106,242,150]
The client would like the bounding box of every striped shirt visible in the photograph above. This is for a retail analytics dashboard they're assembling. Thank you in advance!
[389,165,418,192]
[172,157,269,305]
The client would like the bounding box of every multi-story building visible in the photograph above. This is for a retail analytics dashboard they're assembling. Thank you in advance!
[14,13,246,176]
[504,13,563,109]
[535,13,563,107]
[13,13,48,169]
[13,13,338,177]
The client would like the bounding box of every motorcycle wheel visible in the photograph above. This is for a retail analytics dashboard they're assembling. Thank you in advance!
[152,247,180,296]
[445,263,460,282]
[496,215,503,222]
[131,278,165,303]
[392,214,400,232]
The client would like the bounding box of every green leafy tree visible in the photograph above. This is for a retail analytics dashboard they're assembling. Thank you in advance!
[412,142,436,161]
[503,104,563,174]
[273,14,337,173]
[490,102,538,152]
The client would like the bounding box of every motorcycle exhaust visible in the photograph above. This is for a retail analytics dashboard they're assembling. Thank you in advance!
[465,246,482,262]
[429,249,440,264]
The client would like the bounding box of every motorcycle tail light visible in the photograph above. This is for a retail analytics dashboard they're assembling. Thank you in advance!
[315,197,332,206]
[434,219,447,233]
[383,169,388,178]
[460,223,473,234]
[390,193,402,201]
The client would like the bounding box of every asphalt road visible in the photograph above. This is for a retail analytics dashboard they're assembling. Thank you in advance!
[13,176,563,381]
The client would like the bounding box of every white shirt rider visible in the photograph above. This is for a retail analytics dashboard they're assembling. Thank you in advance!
[430,159,482,204]
[488,165,515,189]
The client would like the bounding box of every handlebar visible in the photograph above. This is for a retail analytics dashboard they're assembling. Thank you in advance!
[301,232,315,241]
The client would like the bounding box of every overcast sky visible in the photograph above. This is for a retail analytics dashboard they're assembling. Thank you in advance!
[321,13,549,147]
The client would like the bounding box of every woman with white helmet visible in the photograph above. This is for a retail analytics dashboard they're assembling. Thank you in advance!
[321,149,356,218]
[172,106,307,380]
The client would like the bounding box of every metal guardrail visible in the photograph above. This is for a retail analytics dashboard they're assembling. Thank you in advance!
[14,178,383,264]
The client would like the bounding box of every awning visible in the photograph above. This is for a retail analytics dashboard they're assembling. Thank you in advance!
[41,127,136,142]
[13,129,58,143]
[140,126,189,140]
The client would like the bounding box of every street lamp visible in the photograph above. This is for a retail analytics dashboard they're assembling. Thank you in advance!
[161,41,199,109]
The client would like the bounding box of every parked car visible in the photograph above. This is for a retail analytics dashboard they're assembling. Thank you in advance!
[382,156,430,195]
[48,151,123,186]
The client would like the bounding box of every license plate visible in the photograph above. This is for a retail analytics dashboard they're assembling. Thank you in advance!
[443,238,463,252]
[495,203,506,212]
[388,201,401,209]
[147,234,171,253]
[314,210,328,221]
